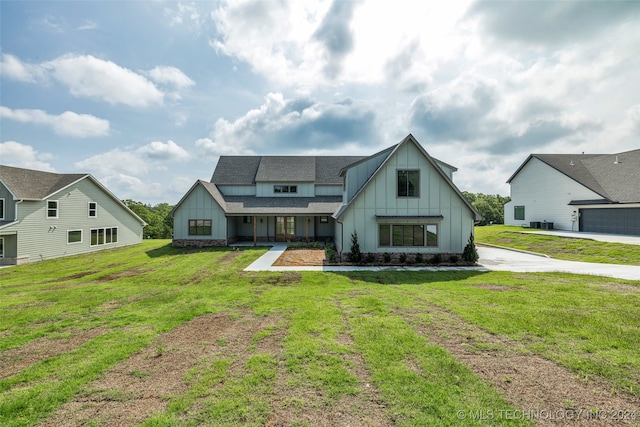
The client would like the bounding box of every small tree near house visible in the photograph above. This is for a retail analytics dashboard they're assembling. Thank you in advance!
[462,232,479,263]
[347,231,363,264]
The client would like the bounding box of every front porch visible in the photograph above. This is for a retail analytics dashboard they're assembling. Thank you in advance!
[227,214,335,245]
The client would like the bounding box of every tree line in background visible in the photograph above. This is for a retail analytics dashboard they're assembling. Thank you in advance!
[122,192,509,240]
[122,200,173,239]
[462,192,510,225]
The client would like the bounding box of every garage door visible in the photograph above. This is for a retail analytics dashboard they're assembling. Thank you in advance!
[579,208,640,236]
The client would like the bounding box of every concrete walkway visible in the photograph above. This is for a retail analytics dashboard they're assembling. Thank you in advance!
[242,243,640,281]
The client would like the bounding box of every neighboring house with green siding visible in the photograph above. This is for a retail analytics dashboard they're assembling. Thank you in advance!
[171,134,480,257]
[0,165,146,265]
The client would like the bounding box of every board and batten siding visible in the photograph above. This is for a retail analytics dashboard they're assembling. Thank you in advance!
[314,185,342,196]
[504,157,602,231]
[339,142,474,254]
[344,150,389,203]
[173,183,226,240]
[2,178,143,263]
[216,185,256,196]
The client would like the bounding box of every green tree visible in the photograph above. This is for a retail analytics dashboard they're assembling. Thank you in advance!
[462,192,510,225]
[122,199,174,239]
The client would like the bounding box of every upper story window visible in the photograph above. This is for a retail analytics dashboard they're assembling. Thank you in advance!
[0,198,4,220]
[47,200,58,218]
[397,170,420,197]
[88,202,97,218]
[274,185,297,194]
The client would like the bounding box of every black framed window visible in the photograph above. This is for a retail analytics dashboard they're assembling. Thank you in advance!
[514,206,525,221]
[189,219,212,235]
[397,170,420,197]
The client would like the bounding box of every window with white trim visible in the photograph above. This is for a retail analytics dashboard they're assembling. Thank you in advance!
[88,202,97,218]
[67,230,82,244]
[91,227,118,246]
[47,200,58,218]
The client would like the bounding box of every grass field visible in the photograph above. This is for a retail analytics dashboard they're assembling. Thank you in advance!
[1,238,639,426]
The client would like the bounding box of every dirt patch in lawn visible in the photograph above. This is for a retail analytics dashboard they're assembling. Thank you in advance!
[272,249,325,266]
[0,328,107,380]
[403,303,640,426]
[38,314,237,427]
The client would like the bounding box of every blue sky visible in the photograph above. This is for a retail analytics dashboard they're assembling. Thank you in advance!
[2,1,639,205]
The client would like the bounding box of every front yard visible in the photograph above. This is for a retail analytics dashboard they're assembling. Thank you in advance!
[1,238,639,426]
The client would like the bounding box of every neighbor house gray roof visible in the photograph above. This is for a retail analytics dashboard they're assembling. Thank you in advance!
[0,165,87,200]
[0,164,146,225]
[507,149,640,203]
[211,155,366,185]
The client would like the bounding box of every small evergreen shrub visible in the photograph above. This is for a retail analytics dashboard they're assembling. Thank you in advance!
[431,253,442,265]
[365,253,376,264]
[383,252,391,263]
[462,233,479,263]
[347,232,363,264]
[449,254,459,264]
[399,253,407,264]
[415,253,424,264]
[325,245,339,264]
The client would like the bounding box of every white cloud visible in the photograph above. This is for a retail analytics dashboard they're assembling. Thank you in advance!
[147,66,195,89]
[0,106,110,137]
[42,54,164,107]
[0,141,55,171]
[195,137,250,157]
[137,140,190,160]
[77,20,97,31]
[0,53,46,83]
[75,148,149,176]
[210,0,473,90]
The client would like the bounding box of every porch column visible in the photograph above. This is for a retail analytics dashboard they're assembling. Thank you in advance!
[253,215,257,246]
[306,216,309,243]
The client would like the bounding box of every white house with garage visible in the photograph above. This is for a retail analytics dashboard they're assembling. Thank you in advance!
[171,134,480,257]
[504,149,640,235]
[0,165,146,265]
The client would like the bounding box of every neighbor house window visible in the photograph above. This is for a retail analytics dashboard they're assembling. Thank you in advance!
[243,216,252,224]
[90,227,118,246]
[88,202,97,218]
[67,230,82,244]
[514,205,525,221]
[379,224,437,247]
[0,198,4,220]
[188,219,212,235]
[274,185,297,193]
[47,200,58,218]
[0,237,3,258]
[397,170,420,197]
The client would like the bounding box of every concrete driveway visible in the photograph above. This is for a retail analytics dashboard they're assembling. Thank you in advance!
[477,246,640,281]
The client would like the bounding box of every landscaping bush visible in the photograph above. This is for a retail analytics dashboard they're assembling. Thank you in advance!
[383,252,391,263]
[431,253,442,265]
[462,233,479,263]
[399,253,407,264]
[415,253,424,264]
[325,245,339,264]
[449,254,459,263]
[347,232,363,264]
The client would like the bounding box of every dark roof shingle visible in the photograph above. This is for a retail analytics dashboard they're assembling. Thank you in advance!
[0,165,86,199]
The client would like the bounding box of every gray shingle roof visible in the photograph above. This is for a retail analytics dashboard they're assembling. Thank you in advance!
[211,155,367,185]
[509,149,640,203]
[0,165,87,200]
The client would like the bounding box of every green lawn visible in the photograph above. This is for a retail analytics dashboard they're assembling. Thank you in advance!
[475,225,640,265]
[1,240,639,426]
